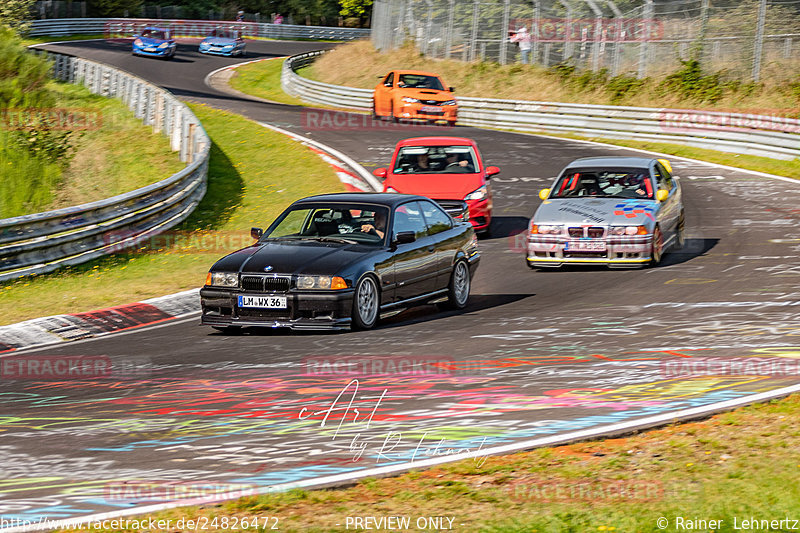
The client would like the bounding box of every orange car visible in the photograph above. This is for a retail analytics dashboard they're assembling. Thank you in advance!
[372,70,457,126]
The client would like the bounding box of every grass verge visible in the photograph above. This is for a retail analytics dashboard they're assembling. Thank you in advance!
[57,393,800,532]
[0,104,343,325]
[1,79,184,218]
[228,58,306,106]
[306,40,800,113]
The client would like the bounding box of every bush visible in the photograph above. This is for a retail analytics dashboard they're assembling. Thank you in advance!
[657,59,725,104]
[0,26,53,108]
[0,135,63,218]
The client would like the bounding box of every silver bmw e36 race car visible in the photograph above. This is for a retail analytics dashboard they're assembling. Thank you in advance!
[527,156,685,269]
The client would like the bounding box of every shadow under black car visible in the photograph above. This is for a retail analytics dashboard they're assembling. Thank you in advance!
[206,292,534,337]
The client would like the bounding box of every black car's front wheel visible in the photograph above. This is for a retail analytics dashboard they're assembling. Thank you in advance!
[440,260,471,310]
[352,275,380,330]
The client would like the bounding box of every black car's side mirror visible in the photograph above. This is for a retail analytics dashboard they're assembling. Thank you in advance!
[394,231,416,244]
[251,227,263,240]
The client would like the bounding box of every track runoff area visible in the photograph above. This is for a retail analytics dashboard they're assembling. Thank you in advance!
[1,36,799,529]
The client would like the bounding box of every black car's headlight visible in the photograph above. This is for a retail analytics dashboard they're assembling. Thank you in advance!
[297,276,348,290]
[206,271,238,287]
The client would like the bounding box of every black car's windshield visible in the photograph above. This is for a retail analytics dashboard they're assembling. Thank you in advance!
[549,168,654,199]
[393,145,477,174]
[397,74,445,91]
[141,29,167,40]
[262,204,390,245]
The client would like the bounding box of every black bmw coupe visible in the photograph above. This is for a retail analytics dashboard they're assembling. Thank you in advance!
[200,193,480,331]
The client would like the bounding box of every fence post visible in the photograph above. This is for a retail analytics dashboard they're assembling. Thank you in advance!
[752,0,767,82]
[422,0,434,56]
[637,0,653,78]
[500,0,511,64]
[559,0,574,61]
[607,0,623,76]
[533,0,541,64]
[585,0,603,71]
[470,0,480,61]
[445,0,455,59]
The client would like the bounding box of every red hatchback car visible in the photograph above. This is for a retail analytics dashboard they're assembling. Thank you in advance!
[373,137,499,234]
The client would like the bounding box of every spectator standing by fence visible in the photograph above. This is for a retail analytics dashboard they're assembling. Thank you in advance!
[509,27,532,64]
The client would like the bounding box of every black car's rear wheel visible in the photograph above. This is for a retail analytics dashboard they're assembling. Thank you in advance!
[352,275,379,329]
[439,260,470,310]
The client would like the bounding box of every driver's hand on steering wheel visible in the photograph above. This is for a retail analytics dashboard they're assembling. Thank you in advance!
[360,223,384,238]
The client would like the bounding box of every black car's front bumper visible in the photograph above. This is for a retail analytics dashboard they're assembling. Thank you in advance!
[200,287,355,330]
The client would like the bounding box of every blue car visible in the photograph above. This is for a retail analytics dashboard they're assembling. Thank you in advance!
[199,28,246,57]
[132,27,176,59]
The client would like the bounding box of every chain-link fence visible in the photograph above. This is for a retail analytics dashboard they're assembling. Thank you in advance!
[372,0,800,81]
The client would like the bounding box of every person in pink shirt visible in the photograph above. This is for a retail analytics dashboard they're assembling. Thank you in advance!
[509,27,533,64]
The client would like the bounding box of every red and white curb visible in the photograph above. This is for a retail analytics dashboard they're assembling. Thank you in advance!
[0,289,199,354]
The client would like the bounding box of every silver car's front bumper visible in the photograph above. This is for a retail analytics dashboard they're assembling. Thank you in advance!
[527,234,654,267]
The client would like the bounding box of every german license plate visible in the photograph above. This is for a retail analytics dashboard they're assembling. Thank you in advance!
[238,295,287,308]
[210,47,221,51]
[565,240,606,251]
[421,106,440,112]
[144,47,156,52]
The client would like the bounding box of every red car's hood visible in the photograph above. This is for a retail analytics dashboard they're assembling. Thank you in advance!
[385,173,483,199]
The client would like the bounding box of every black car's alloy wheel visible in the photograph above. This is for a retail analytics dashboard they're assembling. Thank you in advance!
[352,275,379,329]
[440,260,470,310]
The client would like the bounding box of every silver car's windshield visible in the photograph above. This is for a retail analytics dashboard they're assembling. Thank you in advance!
[550,168,654,199]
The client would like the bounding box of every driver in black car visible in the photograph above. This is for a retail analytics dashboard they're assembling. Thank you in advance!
[360,210,387,239]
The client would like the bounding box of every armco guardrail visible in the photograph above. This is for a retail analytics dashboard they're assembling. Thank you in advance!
[29,18,370,41]
[0,52,210,282]
[282,51,800,161]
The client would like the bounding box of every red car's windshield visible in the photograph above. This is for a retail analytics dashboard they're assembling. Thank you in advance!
[393,146,477,174]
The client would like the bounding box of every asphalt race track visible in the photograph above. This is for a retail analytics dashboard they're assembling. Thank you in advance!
[1,37,799,524]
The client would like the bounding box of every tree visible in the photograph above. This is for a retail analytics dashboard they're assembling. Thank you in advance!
[0,0,35,33]
[87,0,144,17]
[339,0,372,26]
